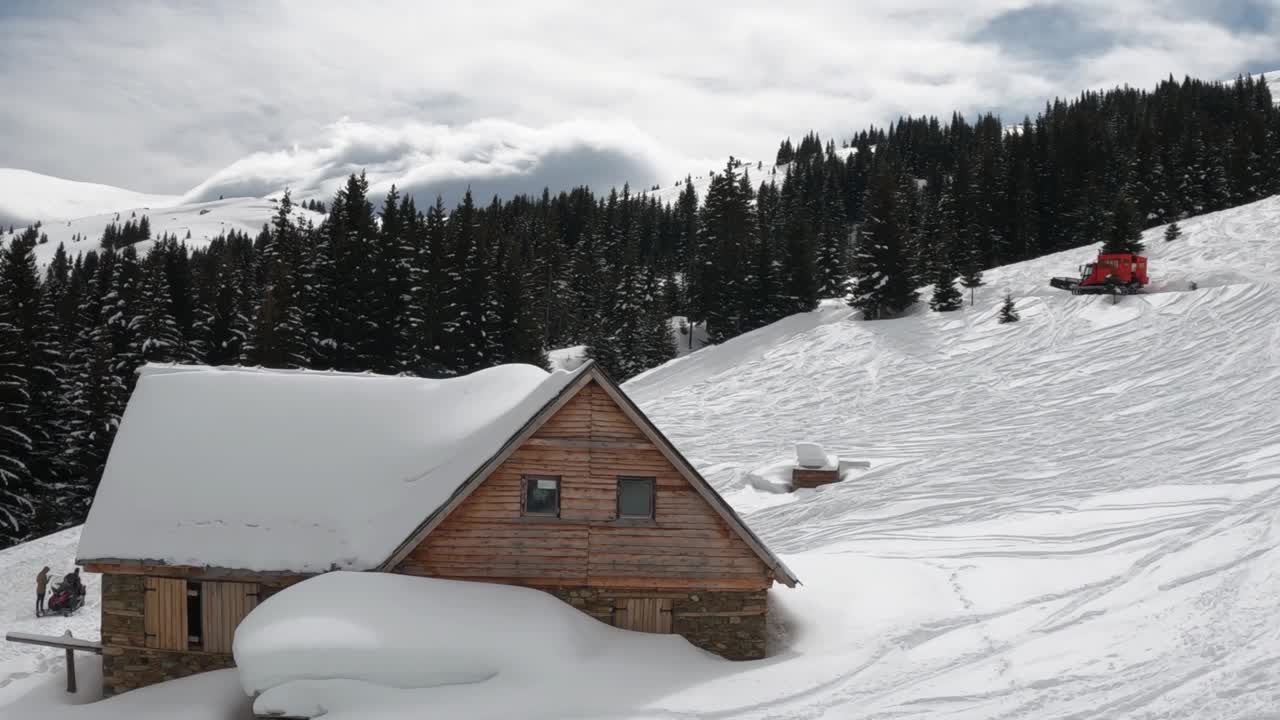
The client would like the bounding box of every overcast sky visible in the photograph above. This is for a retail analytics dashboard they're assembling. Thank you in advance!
[1,1,1277,207]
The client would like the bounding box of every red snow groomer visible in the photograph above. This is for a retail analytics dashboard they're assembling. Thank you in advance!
[1050,252,1148,295]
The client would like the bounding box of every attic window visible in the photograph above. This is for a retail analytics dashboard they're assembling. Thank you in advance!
[522,475,561,517]
[617,477,655,519]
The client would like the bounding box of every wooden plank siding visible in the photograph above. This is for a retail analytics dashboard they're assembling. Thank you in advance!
[201,581,258,654]
[615,598,673,633]
[397,381,771,591]
[143,578,187,651]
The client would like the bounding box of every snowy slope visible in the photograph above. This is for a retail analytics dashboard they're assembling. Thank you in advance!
[0,169,326,264]
[621,195,1280,718]
[0,528,99,700]
[1,196,326,265]
[641,147,857,206]
[1,196,1279,717]
[548,317,711,371]
[0,169,179,228]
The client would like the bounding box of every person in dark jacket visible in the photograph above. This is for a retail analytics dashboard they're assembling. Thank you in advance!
[36,566,50,617]
[61,568,83,595]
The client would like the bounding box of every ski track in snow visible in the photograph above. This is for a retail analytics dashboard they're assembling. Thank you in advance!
[624,195,1280,719]
[0,197,1279,717]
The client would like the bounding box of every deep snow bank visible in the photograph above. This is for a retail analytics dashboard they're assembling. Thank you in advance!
[233,571,724,719]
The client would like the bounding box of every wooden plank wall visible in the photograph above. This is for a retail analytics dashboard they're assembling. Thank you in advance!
[201,581,259,654]
[143,577,187,651]
[616,598,673,632]
[398,381,770,591]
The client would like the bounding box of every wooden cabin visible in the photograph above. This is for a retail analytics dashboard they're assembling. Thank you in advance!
[77,361,798,696]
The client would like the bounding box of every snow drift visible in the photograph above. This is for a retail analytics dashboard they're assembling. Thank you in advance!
[0,169,179,228]
[233,571,721,719]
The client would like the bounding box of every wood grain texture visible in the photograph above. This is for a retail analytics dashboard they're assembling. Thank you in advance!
[397,379,770,590]
[200,581,258,654]
[143,577,186,651]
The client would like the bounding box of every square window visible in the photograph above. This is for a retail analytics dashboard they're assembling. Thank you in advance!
[617,477,655,519]
[523,475,560,517]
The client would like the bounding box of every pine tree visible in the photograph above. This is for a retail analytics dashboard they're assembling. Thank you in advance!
[62,250,126,521]
[440,190,489,373]
[774,172,819,318]
[135,250,186,364]
[0,317,34,545]
[247,191,309,368]
[928,264,963,312]
[414,197,451,376]
[489,232,548,370]
[639,265,677,369]
[197,236,255,366]
[103,246,144,386]
[0,228,61,536]
[1200,138,1231,212]
[1164,221,1182,242]
[744,180,782,329]
[998,293,1020,323]
[369,186,413,373]
[847,162,919,319]
[323,172,378,371]
[695,159,756,341]
[814,167,849,297]
[958,244,985,307]
[1101,195,1145,254]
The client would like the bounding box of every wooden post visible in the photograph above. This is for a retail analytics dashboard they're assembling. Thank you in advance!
[63,630,76,694]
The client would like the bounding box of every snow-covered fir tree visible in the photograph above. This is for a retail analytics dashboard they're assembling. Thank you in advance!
[929,263,963,312]
[959,245,985,307]
[1101,195,1145,255]
[0,316,34,545]
[847,160,918,319]
[134,247,186,364]
[246,190,308,369]
[998,292,1020,323]
[815,166,848,297]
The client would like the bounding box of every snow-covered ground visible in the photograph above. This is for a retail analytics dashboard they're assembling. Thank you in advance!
[234,571,729,719]
[1,194,1279,717]
[1,196,326,266]
[0,168,326,265]
[548,317,711,372]
[0,169,180,228]
[0,527,100,710]
[623,194,1280,718]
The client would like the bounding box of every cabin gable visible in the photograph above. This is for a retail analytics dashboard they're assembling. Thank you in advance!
[394,380,771,590]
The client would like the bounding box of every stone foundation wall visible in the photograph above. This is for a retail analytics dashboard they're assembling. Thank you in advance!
[100,573,297,696]
[101,572,770,696]
[546,587,768,660]
[102,647,236,696]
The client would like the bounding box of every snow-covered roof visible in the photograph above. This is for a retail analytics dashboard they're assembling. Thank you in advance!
[77,362,588,573]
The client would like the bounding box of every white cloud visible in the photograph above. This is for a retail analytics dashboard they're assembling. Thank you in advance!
[0,1,1274,207]
[180,117,687,205]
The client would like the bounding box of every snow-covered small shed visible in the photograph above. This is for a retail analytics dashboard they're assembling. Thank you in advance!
[77,361,797,696]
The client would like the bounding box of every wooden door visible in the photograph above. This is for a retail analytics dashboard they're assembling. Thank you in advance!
[143,577,188,651]
[201,581,260,654]
[613,598,673,633]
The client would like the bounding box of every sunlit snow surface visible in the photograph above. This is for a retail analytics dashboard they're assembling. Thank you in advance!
[2,195,1279,718]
